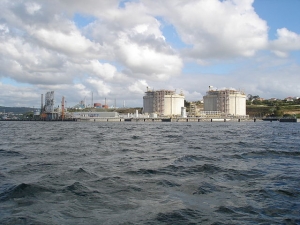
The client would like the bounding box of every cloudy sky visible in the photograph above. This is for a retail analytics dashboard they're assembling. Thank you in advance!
[1,0,300,108]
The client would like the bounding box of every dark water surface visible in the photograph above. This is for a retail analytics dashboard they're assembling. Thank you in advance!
[0,121,299,224]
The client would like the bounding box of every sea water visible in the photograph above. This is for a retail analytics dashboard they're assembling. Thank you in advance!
[0,121,299,224]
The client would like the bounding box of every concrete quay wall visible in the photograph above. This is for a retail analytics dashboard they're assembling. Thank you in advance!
[75,117,255,122]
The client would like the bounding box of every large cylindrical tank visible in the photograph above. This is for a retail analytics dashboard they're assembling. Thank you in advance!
[135,110,139,118]
[94,103,102,108]
[181,107,187,118]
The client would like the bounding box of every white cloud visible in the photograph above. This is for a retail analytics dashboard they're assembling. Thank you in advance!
[27,18,104,58]
[0,82,40,106]
[183,91,203,102]
[116,34,182,80]
[0,0,299,108]
[86,77,111,96]
[0,23,9,34]
[79,60,127,81]
[128,79,148,94]
[85,3,184,80]
[142,0,268,59]
[25,2,41,15]
[270,28,300,57]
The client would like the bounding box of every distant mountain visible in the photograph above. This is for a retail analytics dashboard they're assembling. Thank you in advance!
[0,106,36,114]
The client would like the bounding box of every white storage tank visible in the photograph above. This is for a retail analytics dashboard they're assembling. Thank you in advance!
[203,87,246,116]
[181,107,187,118]
[143,89,185,116]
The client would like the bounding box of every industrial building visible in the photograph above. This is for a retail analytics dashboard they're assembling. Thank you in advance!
[143,88,185,116]
[203,86,246,116]
[40,91,59,120]
[72,112,121,121]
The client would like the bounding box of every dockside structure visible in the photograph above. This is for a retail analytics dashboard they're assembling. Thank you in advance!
[143,88,185,116]
[203,87,246,116]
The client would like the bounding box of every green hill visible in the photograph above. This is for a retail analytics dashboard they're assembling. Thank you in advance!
[0,106,35,114]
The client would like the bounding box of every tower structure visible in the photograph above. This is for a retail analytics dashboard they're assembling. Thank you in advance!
[40,94,44,114]
[45,91,55,113]
[61,96,65,120]
[143,88,185,116]
[203,87,246,116]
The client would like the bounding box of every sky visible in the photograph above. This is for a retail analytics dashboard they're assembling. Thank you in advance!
[1,0,300,108]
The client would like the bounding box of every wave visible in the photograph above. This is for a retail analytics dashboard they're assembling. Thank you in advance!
[88,176,142,193]
[0,183,54,201]
[224,168,266,181]
[125,164,222,178]
[131,135,142,140]
[192,182,222,195]
[157,179,181,188]
[0,171,6,178]
[173,154,202,163]
[275,189,300,197]
[215,206,235,214]
[0,149,22,157]
[126,168,163,176]
[181,164,222,174]
[164,134,183,139]
[64,181,98,197]
[154,208,203,224]
[60,167,98,181]
[0,216,48,225]
[242,150,300,157]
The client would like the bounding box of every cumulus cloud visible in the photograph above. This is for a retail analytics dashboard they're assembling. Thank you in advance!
[84,2,184,80]
[0,82,40,106]
[270,28,300,57]
[128,80,148,94]
[142,0,268,59]
[183,91,203,102]
[0,0,299,107]
[116,35,182,80]
[25,2,41,15]
[85,77,111,96]
[31,27,100,56]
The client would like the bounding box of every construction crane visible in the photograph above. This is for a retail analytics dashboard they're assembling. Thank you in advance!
[61,96,65,120]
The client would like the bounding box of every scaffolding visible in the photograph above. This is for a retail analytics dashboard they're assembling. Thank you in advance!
[151,90,177,116]
[207,88,246,116]
[217,90,230,115]
[189,103,196,117]
[216,89,245,115]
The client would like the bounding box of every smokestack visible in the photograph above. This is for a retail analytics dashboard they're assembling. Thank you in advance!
[41,94,43,113]
[61,96,65,120]
[92,92,93,108]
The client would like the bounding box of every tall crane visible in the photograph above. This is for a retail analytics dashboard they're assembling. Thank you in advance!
[61,96,65,120]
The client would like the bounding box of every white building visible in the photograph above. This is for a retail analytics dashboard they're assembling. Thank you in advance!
[203,87,246,116]
[143,88,185,116]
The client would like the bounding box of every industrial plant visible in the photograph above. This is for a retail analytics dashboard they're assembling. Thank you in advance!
[34,86,251,122]
[203,86,247,117]
[4,85,300,122]
[143,88,185,117]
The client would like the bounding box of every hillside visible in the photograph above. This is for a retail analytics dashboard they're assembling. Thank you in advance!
[246,105,300,118]
[0,106,35,114]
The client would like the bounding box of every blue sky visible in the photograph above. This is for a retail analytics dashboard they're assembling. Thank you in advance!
[1,0,300,107]
[253,0,300,39]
